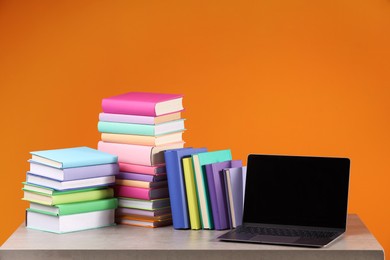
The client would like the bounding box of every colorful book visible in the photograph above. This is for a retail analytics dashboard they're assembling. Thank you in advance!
[98,120,185,136]
[116,207,171,217]
[115,179,168,189]
[117,172,167,182]
[99,112,181,125]
[118,197,170,210]
[102,92,183,116]
[101,132,183,146]
[205,160,242,230]
[118,163,165,175]
[192,150,232,229]
[26,174,115,191]
[22,187,114,205]
[98,141,185,166]
[29,162,119,181]
[26,209,115,234]
[164,148,207,229]
[27,198,118,216]
[224,166,247,228]
[182,157,201,230]
[116,215,172,228]
[30,147,118,169]
[22,182,101,196]
[115,185,169,200]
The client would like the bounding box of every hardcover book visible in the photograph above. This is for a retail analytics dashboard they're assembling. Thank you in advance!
[182,157,201,230]
[115,179,168,189]
[98,141,185,166]
[115,185,169,200]
[116,207,171,217]
[30,147,118,169]
[118,163,166,175]
[164,148,207,229]
[98,119,185,136]
[102,92,183,116]
[101,132,183,146]
[192,150,232,229]
[205,160,242,230]
[116,215,172,228]
[118,197,170,210]
[99,111,181,125]
[117,172,167,182]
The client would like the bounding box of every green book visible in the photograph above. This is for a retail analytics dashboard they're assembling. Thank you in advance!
[22,184,114,205]
[27,198,118,216]
[192,150,232,229]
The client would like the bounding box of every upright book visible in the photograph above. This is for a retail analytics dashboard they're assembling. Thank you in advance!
[102,92,183,116]
[205,160,242,230]
[30,147,118,169]
[164,148,207,229]
[182,157,201,230]
[192,150,232,229]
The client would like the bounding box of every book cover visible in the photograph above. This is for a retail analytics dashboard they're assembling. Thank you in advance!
[23,187,114,205]
[205,160,242,230]
[101,132,183,146]
[118,163,166,175]
[27,198,118,216]
[30,147,118,169]
[99,111,181,125]
[117,172,167,182]
[118,197,170,210]
[192,150,232,229]
[22,182,102,196]
[164,147,207,229]
[98,119,185,136]
[102,92,183,116]
[115,185,169,200]
[29,161,119,181]
[182,157,201,230]
[98,141,185,166]
[224,166,247,228]
[115,179,168,189]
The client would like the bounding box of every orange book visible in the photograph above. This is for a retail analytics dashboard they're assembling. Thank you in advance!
[117,215,172,228]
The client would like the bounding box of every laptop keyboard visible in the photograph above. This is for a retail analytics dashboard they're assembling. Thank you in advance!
[237,226,337,239]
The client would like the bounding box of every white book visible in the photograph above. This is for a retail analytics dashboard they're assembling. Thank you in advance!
[26,174,115,191]
[118,198,170,210]
[26,209,115,233]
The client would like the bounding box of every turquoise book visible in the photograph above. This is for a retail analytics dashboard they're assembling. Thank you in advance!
[192,149,232,229]
[30,147,118,169]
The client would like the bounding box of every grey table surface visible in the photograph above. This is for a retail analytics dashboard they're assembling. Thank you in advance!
[0,214,384,260]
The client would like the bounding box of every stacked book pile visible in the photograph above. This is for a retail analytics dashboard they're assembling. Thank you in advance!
[164,148,247,230]
[23,147,119,233]
[97,92,185,228]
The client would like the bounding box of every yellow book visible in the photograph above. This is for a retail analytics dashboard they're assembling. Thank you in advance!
[182,157,201,230]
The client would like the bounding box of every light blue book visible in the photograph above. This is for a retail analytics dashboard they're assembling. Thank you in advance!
[30,147,118,169]
[192,149,232,229]
[97,119,185,136]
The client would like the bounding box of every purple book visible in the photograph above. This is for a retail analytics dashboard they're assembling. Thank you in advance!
[205,160,242,230]
[29,161,119,181]
[117,172,167,182]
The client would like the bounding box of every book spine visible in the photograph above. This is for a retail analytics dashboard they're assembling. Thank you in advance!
[99,113,155,125]
[115,185,151,200]
[182,158,201,230]
[164,151,190,229]
[118,163,166,175]
[205,164,221,230]
[213,166,230,230]
[98,121,155,136]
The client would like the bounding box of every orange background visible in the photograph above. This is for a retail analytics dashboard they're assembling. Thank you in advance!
[0,0,389,253]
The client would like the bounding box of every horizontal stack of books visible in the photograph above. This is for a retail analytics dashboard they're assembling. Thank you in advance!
[164,148,247,230]
[23,147,119,233]
[98,92,185,227]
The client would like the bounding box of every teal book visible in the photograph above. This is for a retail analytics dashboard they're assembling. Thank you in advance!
[98,119,185,136]
[192,150,232,229]
[30,147,118,169]
[27,198,118,216]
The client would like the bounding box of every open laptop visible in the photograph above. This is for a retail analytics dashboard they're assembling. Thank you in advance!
[218,154,350,247]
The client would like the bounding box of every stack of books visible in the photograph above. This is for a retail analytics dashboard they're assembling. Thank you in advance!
[97,92,185,228]
[23,147,119,233]
[164,148,247,230]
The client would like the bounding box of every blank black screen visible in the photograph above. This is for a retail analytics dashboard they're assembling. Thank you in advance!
[243,154,350,229]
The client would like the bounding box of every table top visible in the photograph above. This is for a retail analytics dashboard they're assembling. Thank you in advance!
[0,214,384,252]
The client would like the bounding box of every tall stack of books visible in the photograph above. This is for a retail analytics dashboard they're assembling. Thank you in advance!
[97,92,185,228]
[22,147,119,233]
[164,148,247,230]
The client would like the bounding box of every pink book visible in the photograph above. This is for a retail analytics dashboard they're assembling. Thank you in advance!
[119,163,166,175]
[115,185,169,200]
[98,141,185,166]
[102,92,184,116]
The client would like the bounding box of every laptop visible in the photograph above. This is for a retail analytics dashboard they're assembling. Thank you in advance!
[218,154,350,247]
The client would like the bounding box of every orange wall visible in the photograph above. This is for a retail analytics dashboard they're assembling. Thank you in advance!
[0,0,389,252]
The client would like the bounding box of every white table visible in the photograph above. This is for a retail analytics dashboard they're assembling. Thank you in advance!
[0,214,384,260]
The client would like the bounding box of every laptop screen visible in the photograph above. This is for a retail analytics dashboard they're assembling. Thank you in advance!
[243,154,350,229]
